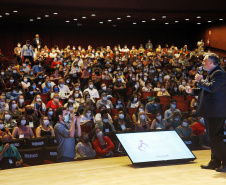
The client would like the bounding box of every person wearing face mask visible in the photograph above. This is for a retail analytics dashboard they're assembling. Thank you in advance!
[96,93,113,110]
[188,109,198,125]
[36,116,54,137]
[126,94,141,109]
[78,107,95,128]
[14,42,22,64]
[12,115,34,139]
[191,117,206,136]
[145,97,162,114]
[6,88,21,100]
[151,111,167,129]
[43,80,53,94]
[58,79,71,100]
[93,128,115,157]
[169,85,179,96]
[9,100,22,120]
[113,111,133,132]
[164,99,181,122]
[21,76,31,91]
[114,96,125,109]
[142,81,153,92]
[21,40,34,66]
[75,132,96,159]
[84,80,100,99]
[0,96,9,113]
[168,111,182,129]
[49,48,58,58]
[46,93,62,111]
[3,111,16,130]
[17,95,25,113]
[54,107,81,162]
[32,62,44,74]
[45,107,56,127]
[0,119,11,136]
[0,134,23,169]
[50,68,62,80]
[175,117,193,138]
[135,111,151,131]
[31,95,47,113]
[98,83,112,98]
[157,85,170,96]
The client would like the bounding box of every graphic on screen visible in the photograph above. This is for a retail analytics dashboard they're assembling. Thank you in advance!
[116,131,196,164]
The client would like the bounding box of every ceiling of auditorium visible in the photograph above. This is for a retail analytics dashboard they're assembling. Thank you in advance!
[0,0,226,26]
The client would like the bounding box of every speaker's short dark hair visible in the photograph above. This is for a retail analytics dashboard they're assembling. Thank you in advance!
[55,107,67,121]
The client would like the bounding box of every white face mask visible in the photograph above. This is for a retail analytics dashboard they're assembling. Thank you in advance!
[69,107,73,111]
[19,99,24,103]
[75,93,79,98]
[86,112,91,117]
[182,122,188,127]
[64,114,69,123]
[24,78,28,82]
[5,114,11,120]
[103,119,108,123]
[119,114,124,119]
[102,86,106,91]
[157,116,162,120]
[140,115,145,120]
[0,124,4,130]
[89,84,93,89]
[21,120,26,125]
[44,120,49,125]
[134,98,137,102]
[12,104,17,109]
[0,101,4,105]
[37,98,41,102]
[103,96,107,101]
[10,79,14,83]
[97,131,103,137]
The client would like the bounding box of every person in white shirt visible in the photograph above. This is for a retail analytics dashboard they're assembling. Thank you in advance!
[21,60,31,74]
[49,48,58,58]
[84,80,100,99]
[121,45,130,53]
[21,40,34,66]
[58,79,71,99]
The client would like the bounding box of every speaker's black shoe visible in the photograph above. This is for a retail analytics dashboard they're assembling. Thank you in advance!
[216,166,226,173]
[200,161,221,170]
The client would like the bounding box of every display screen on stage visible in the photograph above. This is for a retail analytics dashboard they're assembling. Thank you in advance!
[116,131,196,164]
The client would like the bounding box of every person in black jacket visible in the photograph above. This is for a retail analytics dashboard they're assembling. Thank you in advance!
[186,53,226,172]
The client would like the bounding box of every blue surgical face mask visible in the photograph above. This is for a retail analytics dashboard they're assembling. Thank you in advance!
[64,114,70,123]
[174,118,179,121]
[171,104,176,109]
[48,111,53,116]
[54,88,59,92]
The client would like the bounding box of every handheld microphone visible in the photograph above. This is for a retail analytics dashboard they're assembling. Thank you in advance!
[197,66,203,74]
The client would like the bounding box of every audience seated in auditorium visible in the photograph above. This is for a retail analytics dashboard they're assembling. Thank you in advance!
[175,117,193,138]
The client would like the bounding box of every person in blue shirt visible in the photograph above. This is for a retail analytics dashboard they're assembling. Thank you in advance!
[43,80,52,94]
[32,62,43,74]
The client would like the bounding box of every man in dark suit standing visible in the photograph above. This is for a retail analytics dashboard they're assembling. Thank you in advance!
[186,53,226,172]
[33,34,42,49]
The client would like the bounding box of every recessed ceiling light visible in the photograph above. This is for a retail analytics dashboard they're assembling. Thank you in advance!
[151,18,156,21]
[162,16,166,18]
[127,15,131,18]
[175,20,179,23]
[91,14,96,16]
[99,22,103,24]
[117,17,121,20]
[142,21,146,23]
[53,12,58,15]
[197,16,201,18]
[82,17,86,19]
[133,22,137,24]
[197,23,201,24]
[29,19,34,22]
[165,22,169,25]
[113,24,117,27]
[5,13,10,15]
[185,18,189,21]
[208,21,212,23]
[13,10,18,13]
[219,18,223,21]
[74,19,78,21]
[108,20,112,22]
[77,23,82,26]
[66,20,70,23]
[37,17,41,20]
[45,15,49,17]
[0,15,2,18]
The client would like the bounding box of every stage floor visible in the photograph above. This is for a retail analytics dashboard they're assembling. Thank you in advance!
[1,150,226,185]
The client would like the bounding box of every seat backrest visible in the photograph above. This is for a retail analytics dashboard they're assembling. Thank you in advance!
[81,125,92,133]
[172,96,185,102]
[177,101,189,113]
[142,91,156,99]
[19,147,44,165]
[43,146,58,163]
[158,96,171,104]
[26,137,48,148]
[127,108,138,115]
[48,136,58,146]
[9,138,26,150]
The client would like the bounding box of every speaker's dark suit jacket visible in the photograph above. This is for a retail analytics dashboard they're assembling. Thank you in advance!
[195,65,226,117]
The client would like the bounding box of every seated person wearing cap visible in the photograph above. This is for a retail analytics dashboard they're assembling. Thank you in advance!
[0,134,23,169]
[145,96,161,114]
[96,93,113,110]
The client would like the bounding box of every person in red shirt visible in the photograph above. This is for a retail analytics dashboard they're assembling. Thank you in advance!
[46,93,62,111]
[51,58,62,69]
[191,117,205,136]
[93,127,115,157]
